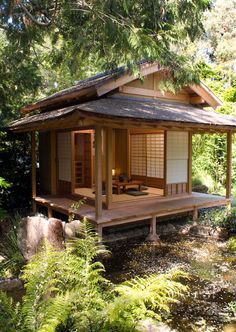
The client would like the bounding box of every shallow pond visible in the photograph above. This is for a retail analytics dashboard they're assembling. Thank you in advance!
[104,235,236,332]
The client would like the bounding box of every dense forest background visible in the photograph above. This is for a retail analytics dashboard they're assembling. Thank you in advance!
[0,0,236,211]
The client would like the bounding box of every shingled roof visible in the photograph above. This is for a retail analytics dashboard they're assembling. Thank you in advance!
[9,96,236,132]
[20,61,151,113]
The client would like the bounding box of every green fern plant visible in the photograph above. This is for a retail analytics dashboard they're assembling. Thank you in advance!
[0,214,25,277]
[0,291,22,332]
[0,218,188,332]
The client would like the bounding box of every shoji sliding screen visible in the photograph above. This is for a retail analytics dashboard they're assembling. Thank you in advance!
[130,132,164,188]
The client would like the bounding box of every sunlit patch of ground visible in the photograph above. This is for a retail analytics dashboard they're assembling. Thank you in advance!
[105,236,236,332]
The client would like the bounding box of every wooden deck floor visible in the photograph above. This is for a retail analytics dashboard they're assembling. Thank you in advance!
[35,193,229,231]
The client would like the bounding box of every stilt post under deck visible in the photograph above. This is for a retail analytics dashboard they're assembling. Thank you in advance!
[95,126,103,220]
[106,128,113,208]
[226,131,232,199]
[146,216,160,242]
[31,131,37,213]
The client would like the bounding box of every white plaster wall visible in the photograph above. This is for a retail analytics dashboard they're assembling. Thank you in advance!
[166,131,188,184]
[57,132,71,182]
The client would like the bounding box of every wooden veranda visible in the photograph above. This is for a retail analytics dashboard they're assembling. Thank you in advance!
[34,192,229,237]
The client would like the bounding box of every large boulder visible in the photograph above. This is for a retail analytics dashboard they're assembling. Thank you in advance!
[63,219,82,239]
[18,216,64,260]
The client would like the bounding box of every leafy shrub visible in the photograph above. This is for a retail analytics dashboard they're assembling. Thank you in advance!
[0,219,188,332]
[198,208,228,229]
[198,207,236,233]
[224,208,236,233]
[0,177,11,221]
[228,301,236,319]
[227,237,236,252]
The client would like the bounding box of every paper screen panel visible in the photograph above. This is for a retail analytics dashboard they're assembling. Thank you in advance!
[166,131,188,184]
[130,133,164,179]
[167,159,188,183]
[167,131,188,160]
[146,134,164,178]
[130,134,146,176]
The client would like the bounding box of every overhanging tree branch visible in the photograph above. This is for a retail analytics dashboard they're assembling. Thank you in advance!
[19,0,58,27]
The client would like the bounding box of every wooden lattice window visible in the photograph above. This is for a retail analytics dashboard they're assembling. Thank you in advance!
[130,132,164,180]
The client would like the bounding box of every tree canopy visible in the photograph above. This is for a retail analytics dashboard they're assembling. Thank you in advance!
[0,0,211,98]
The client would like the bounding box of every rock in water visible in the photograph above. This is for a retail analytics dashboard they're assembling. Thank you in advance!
[18,216,47,260]
[18,216,64,260]
[64,219,82,239]
[47,218,65,250]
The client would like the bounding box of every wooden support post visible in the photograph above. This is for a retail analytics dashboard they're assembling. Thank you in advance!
[50,130,57,195]
[95,126,103,220]
[48,207,53,218]
[226,131,232,199]
[193,207,198,222]
[31,131,37,214]
[188,132,192,194]
[146,216,160,242]
[97,224,103,238]
[106,128,113,208]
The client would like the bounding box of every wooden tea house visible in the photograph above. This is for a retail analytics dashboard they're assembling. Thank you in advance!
[8,61,236,238]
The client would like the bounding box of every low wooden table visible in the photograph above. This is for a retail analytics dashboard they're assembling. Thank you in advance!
[112,180,143,194]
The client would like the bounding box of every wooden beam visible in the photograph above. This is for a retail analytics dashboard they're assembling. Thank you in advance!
[190,96,205,104]
[119,85,190,102]
[20,87,96,114]
[96,62,162,96]
[106,128,113,209]
[190,83,222,109]
[95,125,103,219]
[31,131,37,213]
[188,132,192,194]
[226,131,232,199]
[50,130,57,194]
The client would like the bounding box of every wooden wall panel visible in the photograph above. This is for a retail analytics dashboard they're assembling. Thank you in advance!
[166,183,187,196]
[58,180,71,194]
[115,129,128,175]
[126,74,154,90]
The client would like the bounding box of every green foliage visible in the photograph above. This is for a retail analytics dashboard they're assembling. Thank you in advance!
[0,214,25,277]
[0,177,10,220]
[198,207,236,233]
[224,208,236,233]
[198,208,228,229]
[0,219,188,332]
[68,198,86,223]
[192,134,229,194]
[105,270,188,331]
[0,1,211,91]
[228,301,236,318]
[0,291,21,332]
[227,237,236,252]
[0,132,33,211]
[0,31,42,126]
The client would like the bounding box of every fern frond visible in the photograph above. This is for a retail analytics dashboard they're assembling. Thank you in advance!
[105,269,188,330]
[38,291,75,332]
[0,291,21,332]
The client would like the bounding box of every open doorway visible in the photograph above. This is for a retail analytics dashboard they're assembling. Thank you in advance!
[73,130,94,195]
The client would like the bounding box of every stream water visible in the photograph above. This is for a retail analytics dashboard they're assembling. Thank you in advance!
[104,235,236,332]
